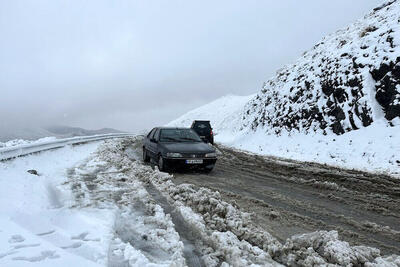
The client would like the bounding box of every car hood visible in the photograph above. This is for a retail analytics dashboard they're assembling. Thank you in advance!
[161,142,215,153]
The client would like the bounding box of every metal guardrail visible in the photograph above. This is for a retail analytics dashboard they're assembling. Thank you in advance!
[0,133,136,161]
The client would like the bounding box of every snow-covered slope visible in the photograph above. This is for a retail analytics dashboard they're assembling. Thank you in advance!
[169,94,400,176]
[168,94,255,134]
[244,0,400,135]
[169,1,400,176]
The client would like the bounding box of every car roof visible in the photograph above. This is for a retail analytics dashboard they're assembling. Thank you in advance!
[155,127,191,130]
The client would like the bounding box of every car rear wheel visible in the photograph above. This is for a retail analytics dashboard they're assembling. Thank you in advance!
[143,148,150,162]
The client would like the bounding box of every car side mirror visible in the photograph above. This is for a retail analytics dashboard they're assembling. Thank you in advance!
[150,138,158,143]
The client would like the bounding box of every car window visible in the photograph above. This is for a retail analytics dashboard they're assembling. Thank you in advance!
[193,121,211,129]
[154,129,160,141]
[159,129,202,142]
[147,128,155,138]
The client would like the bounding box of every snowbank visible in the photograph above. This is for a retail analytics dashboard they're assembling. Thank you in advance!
[0,137,57,149]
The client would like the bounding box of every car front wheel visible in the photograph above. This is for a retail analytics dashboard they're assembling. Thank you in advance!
[204,165,214,174]
[158,155,167,172]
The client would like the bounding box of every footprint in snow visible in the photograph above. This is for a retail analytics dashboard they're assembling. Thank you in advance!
[60,242,82,249]
[12,250,60,262]
[8,235,25,243]
[71,231,100,242]
[71,232,89,240]
[0,251,19,259]
[13,243,40,250]
[36,230,56,236]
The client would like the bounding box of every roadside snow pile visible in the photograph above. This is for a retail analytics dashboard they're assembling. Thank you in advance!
[0,137,57,149]
[169,1,400,176]
[151,178,281,266]
[147,170,400,266]
[279,231,385,266]
[67,138,186,266]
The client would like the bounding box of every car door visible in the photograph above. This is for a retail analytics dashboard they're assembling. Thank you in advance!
[145,128,156,157]
[144,128,155,147]
[147,128,160,159]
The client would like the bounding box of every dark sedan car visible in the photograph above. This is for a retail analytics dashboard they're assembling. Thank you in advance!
[143,127,217,172]
[191,120,214,145]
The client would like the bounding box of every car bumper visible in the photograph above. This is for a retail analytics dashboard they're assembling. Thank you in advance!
[164,157,217,169]
[199,136,213,143]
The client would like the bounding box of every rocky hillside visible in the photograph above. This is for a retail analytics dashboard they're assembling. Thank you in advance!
[243,0,400,135]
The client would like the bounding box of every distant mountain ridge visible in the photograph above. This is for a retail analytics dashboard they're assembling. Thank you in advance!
[44,125,122,136]
[0,125,124,142]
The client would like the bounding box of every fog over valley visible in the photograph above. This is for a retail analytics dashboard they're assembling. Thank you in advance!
[0,0,382,134]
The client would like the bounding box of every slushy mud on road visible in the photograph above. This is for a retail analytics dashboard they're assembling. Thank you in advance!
[171,143,400,256]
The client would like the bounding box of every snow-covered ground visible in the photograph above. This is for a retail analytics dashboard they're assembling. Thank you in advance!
[0,142,110,266]
[0,137,57,149]
[169,94,400,177]
[0,140,187,266]
[1,138,400,266]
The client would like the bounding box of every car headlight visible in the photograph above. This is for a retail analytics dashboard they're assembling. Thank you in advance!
[166,152,183,158]
[205,152,217,158]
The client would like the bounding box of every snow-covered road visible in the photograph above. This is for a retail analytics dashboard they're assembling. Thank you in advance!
[1,137,399,266]
[0,142,111,267]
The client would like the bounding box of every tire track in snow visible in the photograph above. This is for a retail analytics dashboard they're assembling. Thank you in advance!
[124,144,206,267]
[144,183,205,267]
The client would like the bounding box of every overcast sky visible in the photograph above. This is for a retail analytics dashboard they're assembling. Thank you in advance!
[0,0,383,133]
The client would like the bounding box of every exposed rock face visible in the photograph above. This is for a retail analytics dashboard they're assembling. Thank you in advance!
[373,57,400,122]
[27,169,39,176]
[242,0,400,135]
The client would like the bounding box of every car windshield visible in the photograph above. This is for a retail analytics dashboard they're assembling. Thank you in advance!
[193,122,211,129]
[159,129,202,142]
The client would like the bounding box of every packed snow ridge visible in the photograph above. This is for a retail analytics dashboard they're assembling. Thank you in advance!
[169,0,400,176]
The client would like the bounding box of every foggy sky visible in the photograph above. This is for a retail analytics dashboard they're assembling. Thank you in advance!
[0,0,383,133]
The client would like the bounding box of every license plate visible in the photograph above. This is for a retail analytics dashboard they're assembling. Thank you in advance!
[186,159,203,164]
